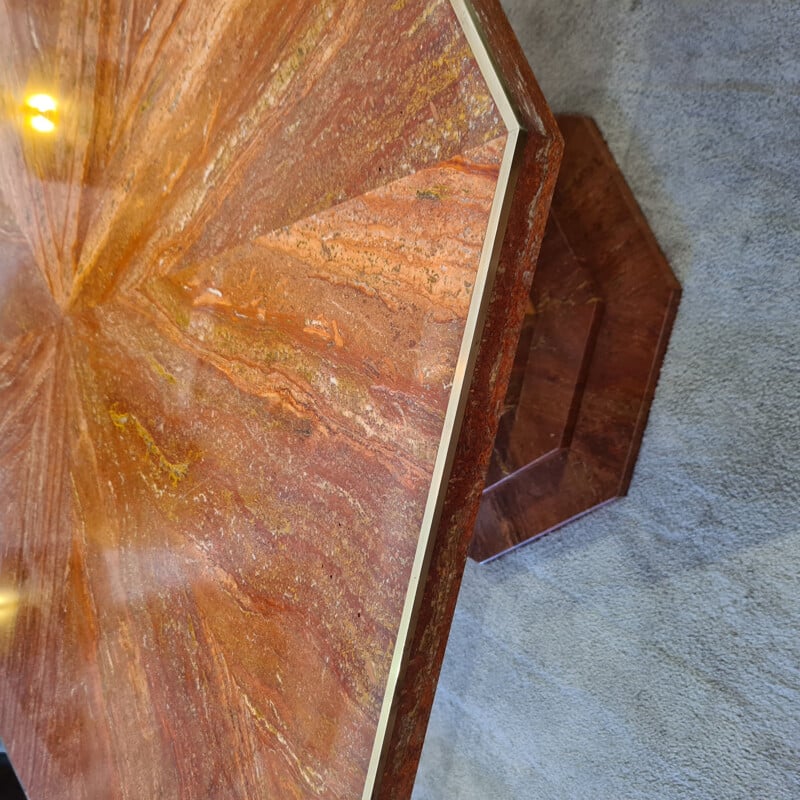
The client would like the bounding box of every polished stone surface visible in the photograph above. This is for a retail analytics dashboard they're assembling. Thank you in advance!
[372,0,563,793]
[472,116,682,563]
[0,2,512,798]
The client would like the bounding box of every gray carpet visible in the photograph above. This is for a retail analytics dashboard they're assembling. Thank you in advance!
[413,1,800,798]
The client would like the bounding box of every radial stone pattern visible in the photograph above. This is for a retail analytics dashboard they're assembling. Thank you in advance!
[0,1,562,798]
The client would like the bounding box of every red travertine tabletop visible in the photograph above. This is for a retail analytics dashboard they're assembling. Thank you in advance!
[0,1,559,797]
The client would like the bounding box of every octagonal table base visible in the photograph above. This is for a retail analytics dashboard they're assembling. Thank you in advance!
[471,115,681,563]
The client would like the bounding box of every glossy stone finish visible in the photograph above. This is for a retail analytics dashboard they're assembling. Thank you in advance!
[375,1,562,795]
[472,116,682,563]
[486,215,602,488]
[0,2,564,799]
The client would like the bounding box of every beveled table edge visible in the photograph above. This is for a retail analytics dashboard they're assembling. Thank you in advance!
[367,1,564,797]
[361,2,523,795]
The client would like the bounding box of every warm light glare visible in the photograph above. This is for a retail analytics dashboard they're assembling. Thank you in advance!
[25,92,57,113]
[0,587,19,628]
[29,114,56,133]
[23,93,58,133]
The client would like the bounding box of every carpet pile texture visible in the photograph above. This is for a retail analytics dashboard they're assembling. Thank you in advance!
[413,2,800,797]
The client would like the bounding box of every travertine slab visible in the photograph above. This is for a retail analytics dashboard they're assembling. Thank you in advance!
[472,116,681,563]
[0,2,561,798]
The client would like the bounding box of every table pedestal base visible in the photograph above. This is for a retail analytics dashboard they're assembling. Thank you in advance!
[470,115,681,563]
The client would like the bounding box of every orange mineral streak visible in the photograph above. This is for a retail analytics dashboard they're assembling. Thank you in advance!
[0,1,507,798]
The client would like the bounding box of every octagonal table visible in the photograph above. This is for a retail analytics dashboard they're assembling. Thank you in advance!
[0,1,562,798]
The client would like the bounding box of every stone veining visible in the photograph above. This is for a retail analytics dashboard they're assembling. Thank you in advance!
[0,1,507,798]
